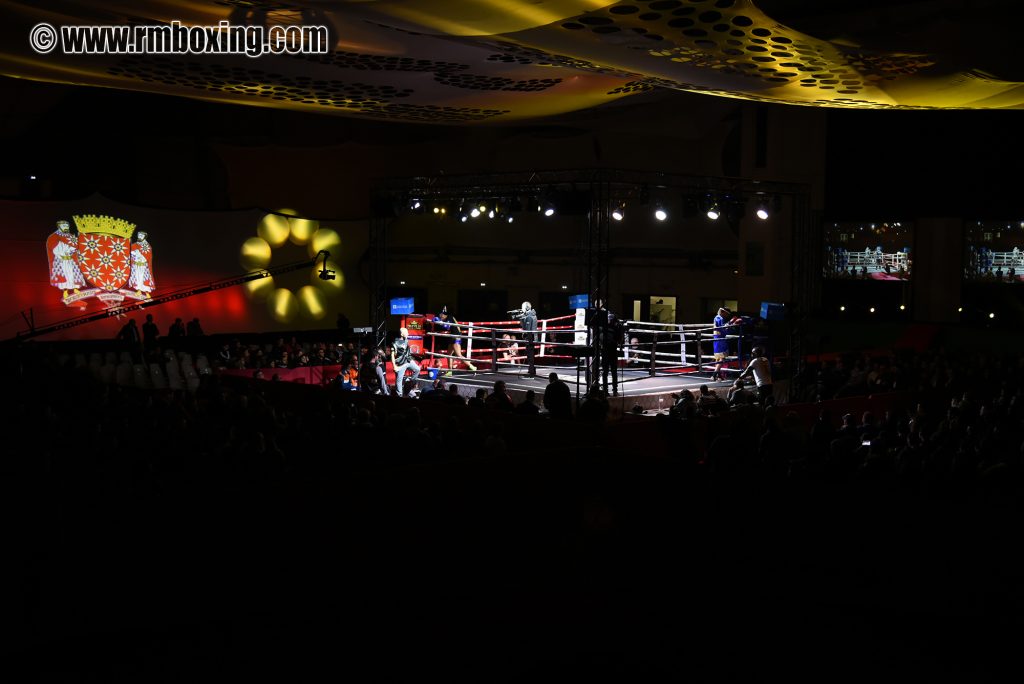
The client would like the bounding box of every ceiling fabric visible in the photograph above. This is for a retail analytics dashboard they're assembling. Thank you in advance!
[1,0,1021,124]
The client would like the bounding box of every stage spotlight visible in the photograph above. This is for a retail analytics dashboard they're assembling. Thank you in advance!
[654,205,668,221]
[958,306,963,312]
[870,307,875,313]
[488,209,495,219]
[755,200,769,220]
[440,207,447,215]
[478,202,487,213]
[411,199,422,211]
[706,203,720,220]
[480,282,486,287]
[900,304,906,311]
[561,285,568,290]
[840,305,846,312]
[989,312,995,319]
[507,216,514,224]
[543,202,555,217]
[470,207,481,218]
[400,280,406,285]
[612,204,624,221]
[461,215,468,223]
[433,206,440,215]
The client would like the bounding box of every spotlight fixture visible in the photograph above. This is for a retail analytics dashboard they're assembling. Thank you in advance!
[488,209,495,219]
[870,307,875,313]
[480,282,486,287]
[507,215,514,224]
[461,215,468,223]
[561,285,568,290]
[433,206,440,215]
[411,199,422,211]
[840,305,846,312]
[899,305,906,311]
[706,203,720,220]
[611,203,625,221]
[654,204,668,222]
[755,199,769,220]
[400,280,406,285]
[543,203,555,217]
[989,312,995,319]
[958,306,963,312]
[470,207,481,218]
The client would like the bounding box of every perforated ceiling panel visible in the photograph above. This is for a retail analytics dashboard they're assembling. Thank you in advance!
[0,0,1020,123]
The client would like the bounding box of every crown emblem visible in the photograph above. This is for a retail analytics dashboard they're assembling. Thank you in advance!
[72,214,136,240]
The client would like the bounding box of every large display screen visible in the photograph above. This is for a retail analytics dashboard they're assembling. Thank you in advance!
[964,220,1024,282]
[823,221,913,281]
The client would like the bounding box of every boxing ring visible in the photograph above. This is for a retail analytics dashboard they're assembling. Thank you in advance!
[406,312,760,409]
[828,249,910,274]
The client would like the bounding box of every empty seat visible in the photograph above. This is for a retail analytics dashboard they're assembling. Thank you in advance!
[185,375,201,392]
[165,358,183,385]
[116,362,133,385]
[149,363,167,389]
[195,355,211,375]
[104,351,117,365]
[89,352,103,367]
[99,364,116,384]
[119,351,132,364]
[74,353,87,368]
[132,364,149,389]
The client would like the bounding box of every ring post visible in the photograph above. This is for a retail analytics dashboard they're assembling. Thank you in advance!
[491,328,498,371]
[696,329,703,373]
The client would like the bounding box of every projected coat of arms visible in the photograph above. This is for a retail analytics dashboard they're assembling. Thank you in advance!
[47,214,155,307]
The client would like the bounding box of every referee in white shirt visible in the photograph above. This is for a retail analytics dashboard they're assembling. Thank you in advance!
[738,346,773,405]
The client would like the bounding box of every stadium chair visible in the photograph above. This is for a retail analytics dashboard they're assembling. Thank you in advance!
[74,353,87,368]
[89,352,103,367]
[119,351,132,364]
[167,366,183,390]
[99,363,116,384]
[177,350,192,365]
[195,355,211,375]
[132,364,149,389]
[149,363,167,389]
[104,351,117,365]
[165,358,183,387]
[116,362,133,385]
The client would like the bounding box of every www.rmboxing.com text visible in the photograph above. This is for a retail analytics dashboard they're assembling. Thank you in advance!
[30,21,330,57]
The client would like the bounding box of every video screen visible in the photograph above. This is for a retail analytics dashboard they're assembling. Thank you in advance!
[389,297,415,315]
[964,220,1024,282]
[568,293,589,309]
[823,221,912,281]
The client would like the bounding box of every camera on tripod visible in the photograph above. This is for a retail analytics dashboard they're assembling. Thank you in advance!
[507,308,526,319]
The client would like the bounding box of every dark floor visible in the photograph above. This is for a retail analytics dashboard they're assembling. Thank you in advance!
[5,451,1021,682]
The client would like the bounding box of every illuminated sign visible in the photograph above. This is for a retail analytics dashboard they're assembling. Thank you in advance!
[47,214,155,308]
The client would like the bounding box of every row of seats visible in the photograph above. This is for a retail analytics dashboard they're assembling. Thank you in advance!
[61,351,213,391]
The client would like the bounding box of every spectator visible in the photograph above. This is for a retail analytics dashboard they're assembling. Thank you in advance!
[168,317,186,339]
[543,372,572,420]
[142,313,159,351]
[485,380,514,412]
[186,317,204,336]
[468,388,487,409]
[727,378,754,406]
[515,390,540,416]
[445,383,467,406]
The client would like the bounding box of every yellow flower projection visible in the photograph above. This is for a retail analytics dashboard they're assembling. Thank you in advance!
[241,212,345,323]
